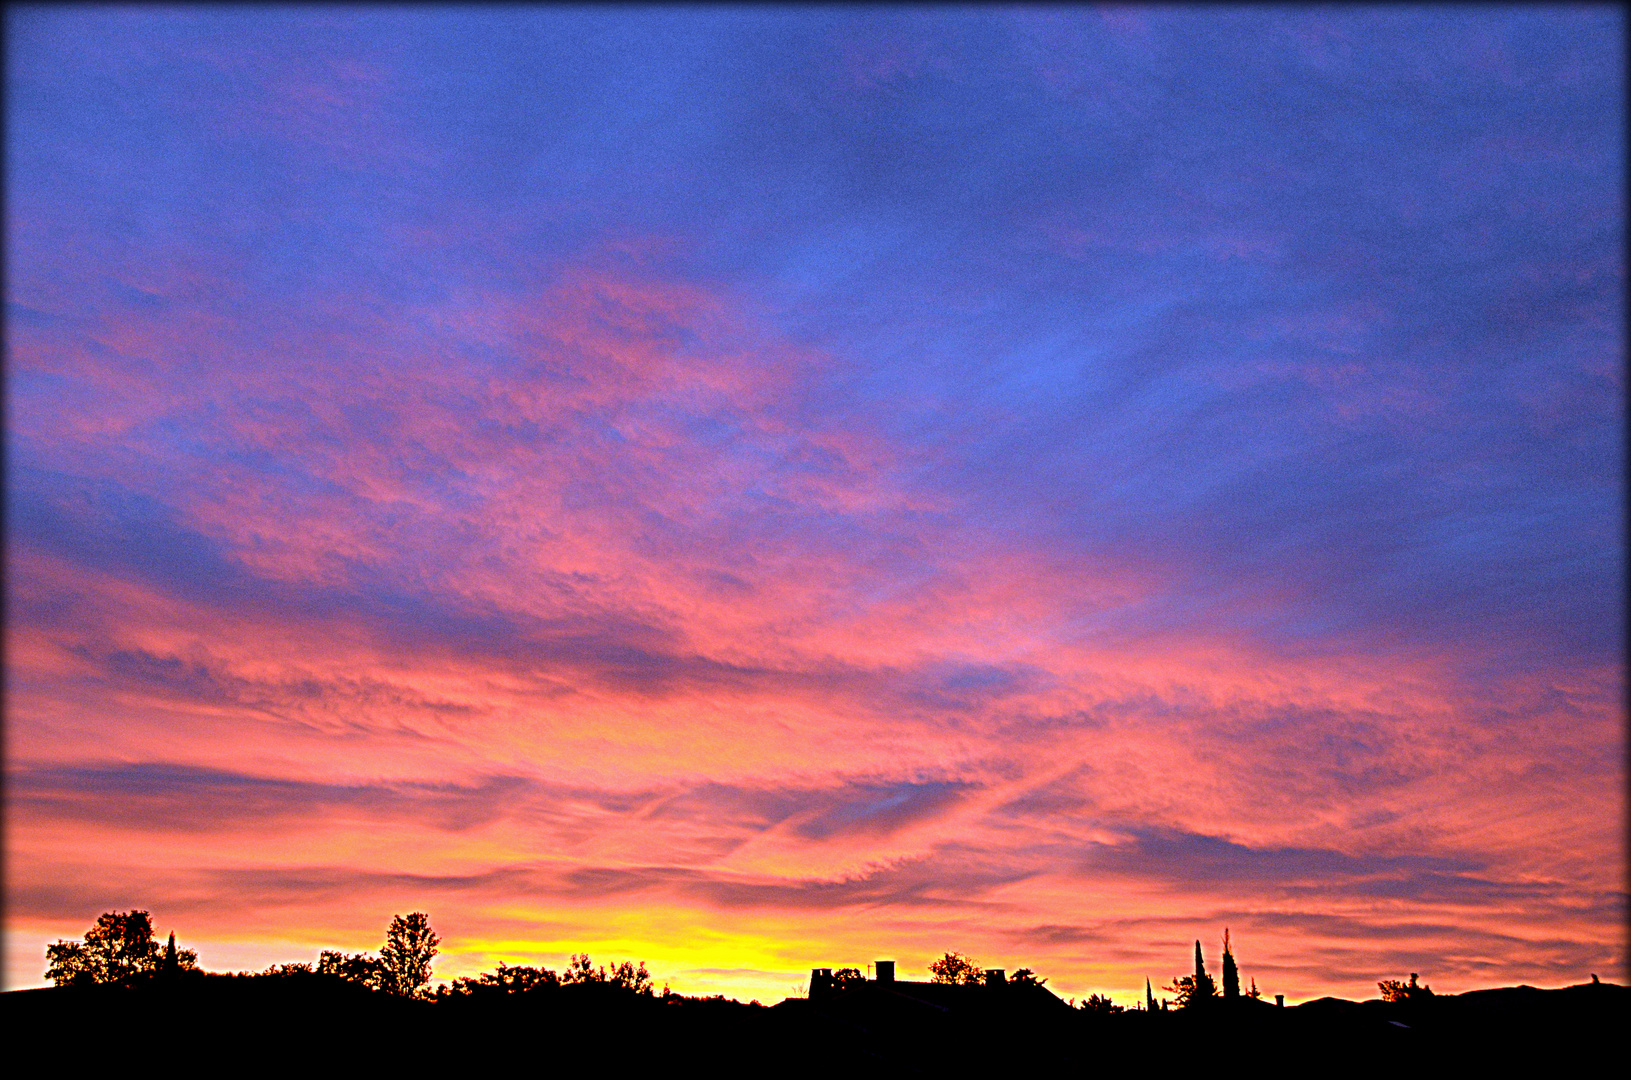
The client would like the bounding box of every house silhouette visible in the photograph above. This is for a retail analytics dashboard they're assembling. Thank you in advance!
[797,960,1072,1017]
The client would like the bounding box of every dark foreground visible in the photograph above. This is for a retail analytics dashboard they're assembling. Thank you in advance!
[6,976,1622,1074]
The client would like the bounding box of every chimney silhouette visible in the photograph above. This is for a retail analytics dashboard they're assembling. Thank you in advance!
[985,968,1006,987]
[810,968,833,999]
[874,960,895,983]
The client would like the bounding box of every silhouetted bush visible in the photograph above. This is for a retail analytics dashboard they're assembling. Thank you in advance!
[318,949,386,989]
[1379,973,1434,1002]
[444,961,561,997]
[566,955,654,994]
[1166,940,1219,1009]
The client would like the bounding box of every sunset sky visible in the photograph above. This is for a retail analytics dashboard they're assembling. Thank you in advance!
[6,6,1623,1002]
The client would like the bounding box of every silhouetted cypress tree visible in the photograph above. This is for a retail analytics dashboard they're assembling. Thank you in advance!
[1221,929,1239,999]
[1187,939,1217,1004]
[1146,977,1156,1012]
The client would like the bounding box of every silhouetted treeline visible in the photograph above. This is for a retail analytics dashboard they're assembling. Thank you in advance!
[24,912,1295,1016]
[17,911,1622,1074]
[442,954,655,999]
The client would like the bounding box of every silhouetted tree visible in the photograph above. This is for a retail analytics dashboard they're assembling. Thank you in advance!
[1165,975,1201,1007]
[1246,977,1261,1000]
[563,953,602,984]
[1082,993,1124,1014]
[831,967,865,990]
[44,911,195,986]
[929,952,984,985]
[379,913,438,998]
[608,960,654,995]
[1221,929,1239,1000]
[1009,968,1046,987]
[1146,978,1156,1013]
[1165,941,1218,1009]
[1378,973,1434,1003]
[261,962,315,977]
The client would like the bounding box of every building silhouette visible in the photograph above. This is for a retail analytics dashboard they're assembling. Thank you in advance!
[801,959,1072,1018]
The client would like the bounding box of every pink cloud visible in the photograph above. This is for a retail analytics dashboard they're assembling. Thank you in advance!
[8,243,1621,999]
